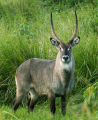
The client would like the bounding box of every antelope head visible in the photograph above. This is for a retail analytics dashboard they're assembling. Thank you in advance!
[50,11,80,63]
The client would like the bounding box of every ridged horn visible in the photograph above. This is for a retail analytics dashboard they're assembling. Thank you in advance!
[69,11,78,42]
[51,12,61,42]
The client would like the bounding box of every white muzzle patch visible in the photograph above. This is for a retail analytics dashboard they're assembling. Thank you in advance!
[62,55,70,63]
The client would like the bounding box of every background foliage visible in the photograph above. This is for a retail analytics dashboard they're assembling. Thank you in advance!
[0,0,98,119]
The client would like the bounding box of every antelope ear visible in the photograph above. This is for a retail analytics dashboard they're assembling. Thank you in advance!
[50,37,59,48]
[71,36,80,48]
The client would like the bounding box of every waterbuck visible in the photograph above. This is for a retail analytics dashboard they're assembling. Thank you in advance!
[13,11,80,115]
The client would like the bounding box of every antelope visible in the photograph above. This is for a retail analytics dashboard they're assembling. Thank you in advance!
[13,11,80,115]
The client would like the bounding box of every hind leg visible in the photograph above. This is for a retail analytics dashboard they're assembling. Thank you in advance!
[28,89,39,113]
[13,70,32,111]
[13,88,28,111]
[28,97,37,113]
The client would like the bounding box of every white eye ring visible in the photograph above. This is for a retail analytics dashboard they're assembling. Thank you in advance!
[60,46,63,51]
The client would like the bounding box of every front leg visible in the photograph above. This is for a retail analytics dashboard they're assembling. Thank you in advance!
[61,94,66,115]
[48,94,56,114]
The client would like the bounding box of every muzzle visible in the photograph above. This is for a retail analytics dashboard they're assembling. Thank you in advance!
[62,55,70,63]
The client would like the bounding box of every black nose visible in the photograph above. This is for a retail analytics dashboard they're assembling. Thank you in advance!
[63,55,69,61]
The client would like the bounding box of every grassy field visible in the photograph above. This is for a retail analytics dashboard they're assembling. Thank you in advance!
[0,0,98,119]
[0,100,98,120]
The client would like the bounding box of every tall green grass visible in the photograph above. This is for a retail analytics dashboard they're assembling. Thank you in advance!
[0,101,98,120]
[0,0,98,118]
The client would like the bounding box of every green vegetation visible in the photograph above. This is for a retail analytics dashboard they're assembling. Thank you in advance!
[0,0,98,119]
[0,101,98,120]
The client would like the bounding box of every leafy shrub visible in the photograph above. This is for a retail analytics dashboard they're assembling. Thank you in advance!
[83,82,98,110]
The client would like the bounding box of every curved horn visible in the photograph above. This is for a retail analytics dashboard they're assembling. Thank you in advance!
[69,11,78,42]
[51,12,61,42]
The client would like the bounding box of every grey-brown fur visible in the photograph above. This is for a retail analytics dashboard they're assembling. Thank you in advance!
[13,11,80,115]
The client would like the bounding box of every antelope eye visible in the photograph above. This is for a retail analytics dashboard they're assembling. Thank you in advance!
[59,46,63,51]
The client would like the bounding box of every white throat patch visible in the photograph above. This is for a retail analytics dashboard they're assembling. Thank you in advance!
[60,60,72,71]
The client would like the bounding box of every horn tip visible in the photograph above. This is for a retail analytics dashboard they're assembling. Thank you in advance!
[75,10,77,16]
[51,12,53,25]
[51,12,52,17]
